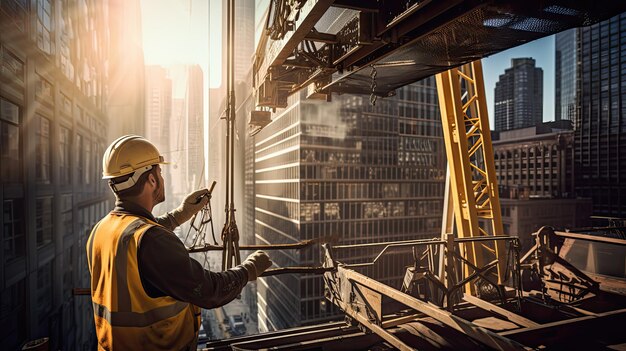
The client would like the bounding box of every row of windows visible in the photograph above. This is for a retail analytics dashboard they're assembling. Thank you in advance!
[499,173,562,180]
[297,181,444,201]
[2,193,74,264]
[300,164,446,181]
[299,199,442,222]
[495,162,560,169]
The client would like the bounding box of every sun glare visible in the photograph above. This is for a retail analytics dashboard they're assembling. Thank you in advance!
[140,0,221,88]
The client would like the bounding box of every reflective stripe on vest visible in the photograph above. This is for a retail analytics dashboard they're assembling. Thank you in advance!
[92,300,189,328]
[87,213,197,350]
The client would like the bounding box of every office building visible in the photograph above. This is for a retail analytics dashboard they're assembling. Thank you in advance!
[494,58,543,131]
[555,29,579,124]
[499,197,592,251]
[575,13,626,218]
[489,124,592,251]
[0,0,144,348]
[209,0,256,235]
[493,124,575,199]
[254,78,446,331]
[107,0,146,138]
[144,66,174,211]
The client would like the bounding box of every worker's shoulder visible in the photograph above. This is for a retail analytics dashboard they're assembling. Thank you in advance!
[139,224,182,246]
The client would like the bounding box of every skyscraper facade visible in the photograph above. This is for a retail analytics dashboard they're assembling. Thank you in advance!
[209,0,256,235]
[493,124,575,200]
[555,29,579,124]
[575,13,626,218]
[145,66,172,160]
[107,0,146,139]
[184,65,205,192]
[494,58,543,131]
[254,78,446,331]
[0,0,144,348]
[145,65,176,213]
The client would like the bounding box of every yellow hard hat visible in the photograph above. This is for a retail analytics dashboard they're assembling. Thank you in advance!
[102,135,167,191]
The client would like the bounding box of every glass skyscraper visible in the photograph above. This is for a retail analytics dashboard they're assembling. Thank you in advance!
[494,58,543,131]
[555,29,579,124]
[575,13,626,218]
[254,78,445,331]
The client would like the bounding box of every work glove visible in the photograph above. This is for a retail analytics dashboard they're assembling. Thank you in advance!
[242,250,273,281]
[168,188,211,226]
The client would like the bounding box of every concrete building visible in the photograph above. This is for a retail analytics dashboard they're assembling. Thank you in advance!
[555,29,579,125]
[254,78,446,331]
[144,65,172,207]
[494,58,543,131]
[0,0,143,348]
[493,124,575,199]
[489,124,592,251]
[499,198,592,252]
[106,0,146,139]
[575,13,626,218]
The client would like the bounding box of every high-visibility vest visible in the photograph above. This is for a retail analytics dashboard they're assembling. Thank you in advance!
[87,213,200,350]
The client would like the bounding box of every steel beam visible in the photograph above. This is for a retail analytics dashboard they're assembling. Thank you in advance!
[436,61,507,287]
[256,0,335,84]
[501,308,626,348]
[462,294,539,328]
[322,249,528,350]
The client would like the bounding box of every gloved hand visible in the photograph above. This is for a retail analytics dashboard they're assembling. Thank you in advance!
[242,250,272,281]
[168,188,211,226]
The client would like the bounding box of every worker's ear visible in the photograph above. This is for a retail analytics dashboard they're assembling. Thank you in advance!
[148,173,157,186]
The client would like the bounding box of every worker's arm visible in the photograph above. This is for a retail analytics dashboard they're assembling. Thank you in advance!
[155,188,211,231]
[137,227,248,309]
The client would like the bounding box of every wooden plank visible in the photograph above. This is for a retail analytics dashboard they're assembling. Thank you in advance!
[501,308,626,347]
[463,294,539,328]
[339,267,528,350]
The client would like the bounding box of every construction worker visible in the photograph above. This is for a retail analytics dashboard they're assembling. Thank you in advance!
[87,135,272,350]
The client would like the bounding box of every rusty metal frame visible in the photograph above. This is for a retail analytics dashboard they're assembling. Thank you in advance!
[321,244,528,350]
[333,234,521,309]
[520,226,601,303]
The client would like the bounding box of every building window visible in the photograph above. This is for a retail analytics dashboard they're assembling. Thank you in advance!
[84,138,91,184]
[37,262,53,320]
[0,279,26,350]
[36,197,53,247]
[0,97,21,182]
[35,75,53,101]
[60,94,72,117]
[76,134,84,184]
[36,0,53,54]
[60,194,72,238]
[59,127,71,184]
[36,115,51,183]
[3,199,25,262]
[63,246,74,299]
[1,46,24,81]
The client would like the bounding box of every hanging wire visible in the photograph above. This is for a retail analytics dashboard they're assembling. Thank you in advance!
[184,181,218,269]
[370,65,378,106]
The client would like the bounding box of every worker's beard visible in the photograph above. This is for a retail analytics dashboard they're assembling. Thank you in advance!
[153,174,165,205]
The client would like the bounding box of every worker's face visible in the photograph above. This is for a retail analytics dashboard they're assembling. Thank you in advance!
[152,166,165,205]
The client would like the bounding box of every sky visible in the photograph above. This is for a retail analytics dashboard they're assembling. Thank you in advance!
[141,0,222,183]
[141,1,556,130]
[141,0,221,88]
[483,35,555,124]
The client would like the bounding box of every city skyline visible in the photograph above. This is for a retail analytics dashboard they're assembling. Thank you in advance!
[140,2,556,136]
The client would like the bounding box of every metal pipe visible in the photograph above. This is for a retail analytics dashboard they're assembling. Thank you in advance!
[259,267,334,277]
[188,240,316,253]
[333,235,518,250]
[554,231,626,245]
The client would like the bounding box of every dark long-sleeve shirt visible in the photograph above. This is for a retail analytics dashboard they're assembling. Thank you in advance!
[112,200,249,309]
